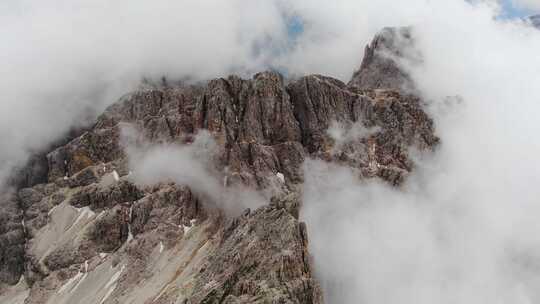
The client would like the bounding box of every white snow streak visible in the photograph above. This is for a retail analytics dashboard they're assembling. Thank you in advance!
[57,261,89,294]
[127,205,134,243]
[99,264,125,304]
[57,272,83,294]
[112,170,120,182]
[104,265,124,289]
[69,207,95,230]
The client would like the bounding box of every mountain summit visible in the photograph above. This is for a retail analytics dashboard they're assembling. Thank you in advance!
[0,28,438,304]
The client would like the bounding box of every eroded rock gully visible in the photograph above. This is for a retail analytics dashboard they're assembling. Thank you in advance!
[0,28,438,304]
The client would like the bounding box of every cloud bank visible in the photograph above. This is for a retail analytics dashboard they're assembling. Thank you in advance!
[301,1,540,304]
[0,0,502,186]
[0,0,442,188]
[3,0,540,302]
[122,127,266,215]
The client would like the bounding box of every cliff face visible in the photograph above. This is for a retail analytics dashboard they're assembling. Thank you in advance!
[348,27,417,91]
[0,28,438,304]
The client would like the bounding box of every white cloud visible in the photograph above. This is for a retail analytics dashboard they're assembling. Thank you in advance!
[2,0,462,187]
[301,2,540,303]
[0,0,458,187]
[122,127,266,215]
[3,1,540,302]
[0,0,289,187]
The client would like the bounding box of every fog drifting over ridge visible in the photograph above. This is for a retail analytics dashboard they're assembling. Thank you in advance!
[0,0,534,187]
[121,126,267,215]
[0,0,376,187]
[301,1,540,303]
[2,0,540,302]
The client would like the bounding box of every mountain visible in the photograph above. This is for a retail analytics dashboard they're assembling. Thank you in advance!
[349,27,416,91]
[530,15,540,29]
[0,28,438,304]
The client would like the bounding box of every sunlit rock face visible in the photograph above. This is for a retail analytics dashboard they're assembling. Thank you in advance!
[0,27,438,304]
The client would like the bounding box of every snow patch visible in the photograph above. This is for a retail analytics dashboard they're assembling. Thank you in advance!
[16,275,25,286]
[276,172,285,183]
[112,170,120,181]
[159,241,164,253]
[127,205,134,243]
[71,272,88,293]
[70,207,95,229]
[127,227,134,243]
[96,211,106,220]
[104,265,124,289]
[182,224,192,234]
[182,219,197,235]
[57,272,81,293]
[66,260,90,293]
[57,269,84,294]
[99,286,116,304]
[99,252,108,259]
[153,283,171,302]
[204,280,219,290]
[99,264,125,304]
[47,205,58,216]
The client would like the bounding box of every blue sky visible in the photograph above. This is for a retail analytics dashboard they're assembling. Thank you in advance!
[284,1,538,40]
[500,0,537,18]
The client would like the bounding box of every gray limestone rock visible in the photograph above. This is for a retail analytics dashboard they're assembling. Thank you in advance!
[0,28,439,304]
[349,27,417,91]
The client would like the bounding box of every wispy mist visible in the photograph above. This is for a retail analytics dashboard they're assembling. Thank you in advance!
[122,126,266,215]
[301,1,540,303]
[3,0,540,302]
[0,0,436,187]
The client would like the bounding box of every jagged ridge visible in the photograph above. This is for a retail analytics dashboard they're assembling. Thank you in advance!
[0,28,438,304]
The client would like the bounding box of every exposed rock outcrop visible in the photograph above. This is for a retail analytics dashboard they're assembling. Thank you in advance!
[0,28,438,303]
[0,191,25,286]
[349,27,417,91]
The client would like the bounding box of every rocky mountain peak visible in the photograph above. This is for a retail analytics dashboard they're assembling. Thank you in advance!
[0,28,438,304]
[348,27,417,91]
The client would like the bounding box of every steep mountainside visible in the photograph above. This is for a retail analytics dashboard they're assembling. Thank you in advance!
[0,28,438,304]
[348,27,417,91]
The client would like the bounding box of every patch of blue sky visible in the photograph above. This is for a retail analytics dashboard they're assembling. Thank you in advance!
[499,0,536,19]
[286,14,305,40]
[253,14,304,77]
